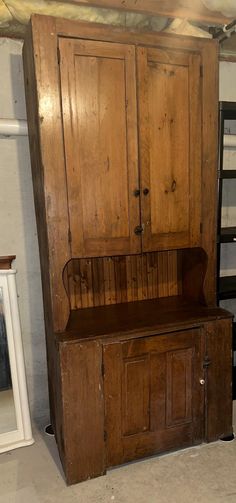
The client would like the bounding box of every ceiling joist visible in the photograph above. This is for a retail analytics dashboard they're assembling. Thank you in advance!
[57,0,233,24]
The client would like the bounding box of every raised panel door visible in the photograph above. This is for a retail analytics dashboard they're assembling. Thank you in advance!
[103,329,204,466]
[59,38,140,257]
[137,46,202,251]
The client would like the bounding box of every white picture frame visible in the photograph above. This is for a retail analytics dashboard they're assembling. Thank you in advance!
[0,269,34,453]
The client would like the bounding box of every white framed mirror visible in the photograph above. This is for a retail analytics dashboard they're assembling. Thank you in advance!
[0,256,33,453]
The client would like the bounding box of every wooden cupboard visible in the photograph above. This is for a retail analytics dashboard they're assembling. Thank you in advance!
[23,14,233,485]
[59,38,201,257]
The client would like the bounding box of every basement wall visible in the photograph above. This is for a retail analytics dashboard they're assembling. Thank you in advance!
[0,37,49,422]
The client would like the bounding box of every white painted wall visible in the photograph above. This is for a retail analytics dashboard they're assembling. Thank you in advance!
[219,61,236,317]
[0,38,49,422]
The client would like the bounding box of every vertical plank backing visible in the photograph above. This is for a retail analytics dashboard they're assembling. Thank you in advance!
[63,251,181,309]
[59,340,105,484]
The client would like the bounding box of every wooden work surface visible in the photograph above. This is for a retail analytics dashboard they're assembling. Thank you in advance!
[58,296,232,343]
[0,256,16,269]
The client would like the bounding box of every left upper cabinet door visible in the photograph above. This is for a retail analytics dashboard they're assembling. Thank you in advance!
[59,38,141,258]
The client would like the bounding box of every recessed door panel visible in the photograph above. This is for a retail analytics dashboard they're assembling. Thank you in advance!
[122,356,150,436]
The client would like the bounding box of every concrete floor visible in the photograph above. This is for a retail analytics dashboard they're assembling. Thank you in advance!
[0,407,236,503]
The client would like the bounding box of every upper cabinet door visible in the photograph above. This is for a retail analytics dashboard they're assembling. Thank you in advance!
[59,38,140,258]
[137,47,202,252]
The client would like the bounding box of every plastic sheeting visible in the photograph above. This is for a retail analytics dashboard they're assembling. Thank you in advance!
[203,0,236,18]
[0,0,168,35]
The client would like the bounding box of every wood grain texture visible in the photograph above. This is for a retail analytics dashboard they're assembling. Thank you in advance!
[63,251,181,309]
[24,15,71,333]
[200,42,219,306]
[53,14,218,51]
[182,248,208,305]
[59,37,140,257]
[104,328,204,467]
[62,297,232,343]
[0,256,15,269]
[25,17,219,308]
[205,318,233,441]
[23,15,227,486]
[55,0,233,24]
[23,22,59,432]
[137,46,202,251]
[59,340,105,484]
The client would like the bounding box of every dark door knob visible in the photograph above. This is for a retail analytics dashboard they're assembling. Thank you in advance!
[134,225,143,235]
[133,189,140,197]
[143,188,149,195]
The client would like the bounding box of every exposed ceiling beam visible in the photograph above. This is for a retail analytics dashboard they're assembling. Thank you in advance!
[57,0,233,24]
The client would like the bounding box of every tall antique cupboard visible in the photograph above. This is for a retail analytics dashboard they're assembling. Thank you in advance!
[23,14,233,485]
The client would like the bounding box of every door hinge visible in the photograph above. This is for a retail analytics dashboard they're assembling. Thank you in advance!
[203,355,211,369]
[68,229,72,244]
[57,46,61,64]
[200,222,203,234]
[200,65,203,78]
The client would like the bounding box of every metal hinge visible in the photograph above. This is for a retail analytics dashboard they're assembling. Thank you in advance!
[203,355,211,369]
[57,46,61,64]
[200,65,203,78]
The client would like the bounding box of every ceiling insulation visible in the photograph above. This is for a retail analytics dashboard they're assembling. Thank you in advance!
[202,0,236,17]
[0,0,170,36]
[0,0,234,42]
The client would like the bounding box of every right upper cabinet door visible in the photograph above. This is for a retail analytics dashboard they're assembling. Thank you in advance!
[137,46,202,252]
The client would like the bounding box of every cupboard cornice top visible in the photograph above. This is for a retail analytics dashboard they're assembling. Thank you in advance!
[29,13,218,50]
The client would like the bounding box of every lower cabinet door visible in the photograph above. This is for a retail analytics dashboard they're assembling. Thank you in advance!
[103,328,205,467]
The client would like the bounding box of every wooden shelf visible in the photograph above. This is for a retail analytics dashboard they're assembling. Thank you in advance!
[219,170,236,179]
[58,296,231,343]
[219,276,236,300]
[220,101,236,120]
[220,227,236,242]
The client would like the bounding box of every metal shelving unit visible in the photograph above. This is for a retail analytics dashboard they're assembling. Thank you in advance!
[217,101,236,399]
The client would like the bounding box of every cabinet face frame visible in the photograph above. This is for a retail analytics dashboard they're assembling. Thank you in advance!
[23,14,218,332]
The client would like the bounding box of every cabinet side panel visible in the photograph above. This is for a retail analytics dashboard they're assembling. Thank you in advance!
[201,43,219,305]
[24,16,71,332]
[23,23,58,430]
[206,318,233,441]
[60,340,105,484]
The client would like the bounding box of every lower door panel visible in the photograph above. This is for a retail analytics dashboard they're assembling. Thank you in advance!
[103,328,204,466]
